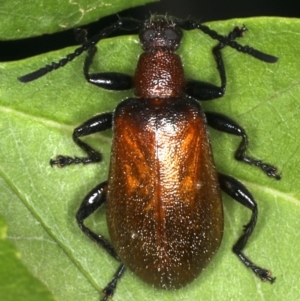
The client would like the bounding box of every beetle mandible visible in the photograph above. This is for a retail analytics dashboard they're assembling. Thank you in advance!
[19,15,281,300]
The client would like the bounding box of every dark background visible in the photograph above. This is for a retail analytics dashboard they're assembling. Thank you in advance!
[1,0,300,61]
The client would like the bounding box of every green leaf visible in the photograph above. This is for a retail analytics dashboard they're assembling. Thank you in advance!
[0,216,54,301]
[1,16,299,301]
[0,0,158,39]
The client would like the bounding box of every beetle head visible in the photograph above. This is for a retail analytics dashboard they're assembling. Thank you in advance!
[139,15,183,52]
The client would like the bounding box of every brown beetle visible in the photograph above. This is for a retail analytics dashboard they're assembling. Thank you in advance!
[19,15,280,300]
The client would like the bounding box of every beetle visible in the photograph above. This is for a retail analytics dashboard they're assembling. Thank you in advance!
[19,15,280,300]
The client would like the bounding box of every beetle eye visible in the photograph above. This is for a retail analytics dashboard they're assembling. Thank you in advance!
[163,28,179,41]
[142,29,155,42]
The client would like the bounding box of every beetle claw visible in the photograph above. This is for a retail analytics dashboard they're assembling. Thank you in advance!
[252,266,276,283]
[49,155,74,167]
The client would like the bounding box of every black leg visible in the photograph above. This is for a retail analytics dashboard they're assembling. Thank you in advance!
[185,26,246,101]
[76,181,118,259]
[206,111,281,179]
[102,264,126,301]
[50,112,113,167]
[76,182,126,300]
[219,173,275,283]
[84,45,134,90]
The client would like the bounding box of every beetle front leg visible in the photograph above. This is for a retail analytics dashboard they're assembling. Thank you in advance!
[206,111,281,179]
[50,112,113,167]
[185,26,246,101]
[84,45,134,90]
[218,173,275,283]
[76,181,126,300]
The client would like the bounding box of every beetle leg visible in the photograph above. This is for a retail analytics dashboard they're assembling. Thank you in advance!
[75,181,119,259]
[185,26,246,101]
[218,173,276,283]
[76,182,126,299]
[83,45,134,90]
[205,111,281,179]
[50,112,113,167]
[102,264,126,301]
[185,79,224,101]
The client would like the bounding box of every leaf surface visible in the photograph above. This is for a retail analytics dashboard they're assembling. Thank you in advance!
[0,16,299,301]
[0,216,54,301]
[0,0,158,39]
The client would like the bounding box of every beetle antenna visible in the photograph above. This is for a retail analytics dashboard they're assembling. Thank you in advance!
[18,18,142,83]
[179,20,278,63]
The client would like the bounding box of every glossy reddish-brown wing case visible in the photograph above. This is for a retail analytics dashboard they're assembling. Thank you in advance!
[106,96,223,289]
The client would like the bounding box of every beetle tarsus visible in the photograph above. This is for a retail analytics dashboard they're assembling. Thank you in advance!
[258,162,281,180]
[236,155,281,180]
[251,266,276,283]
[49,155,91,167]
[102,279,117,300]
[101,265,126,301]
[49,155,74,167]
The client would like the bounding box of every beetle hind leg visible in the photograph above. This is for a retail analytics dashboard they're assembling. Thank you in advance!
[76,181,127,299]
[233,213,275,283]
[218,173,276,283]
[101,264,126,301]
[76,181,119,259]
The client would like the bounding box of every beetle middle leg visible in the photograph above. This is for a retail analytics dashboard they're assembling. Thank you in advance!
[218,173,275,283]
[50,112,113,167]
[205,111,281,179]
[76,180,126,300]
